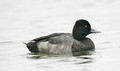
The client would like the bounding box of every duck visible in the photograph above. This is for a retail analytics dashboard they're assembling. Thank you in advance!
[25,19,100,54]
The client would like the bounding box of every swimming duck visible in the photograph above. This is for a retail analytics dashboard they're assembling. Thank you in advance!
[25,19,100,54]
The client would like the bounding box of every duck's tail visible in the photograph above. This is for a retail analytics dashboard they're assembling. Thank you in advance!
[22,42,27,45]
[23,41,39,53]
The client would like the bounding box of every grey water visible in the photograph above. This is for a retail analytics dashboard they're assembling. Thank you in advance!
[0,0,120,71]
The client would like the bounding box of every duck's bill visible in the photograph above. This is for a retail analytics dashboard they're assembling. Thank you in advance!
[90,28,101,34]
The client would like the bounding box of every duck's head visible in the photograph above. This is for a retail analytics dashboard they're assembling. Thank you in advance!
[72,19,100,41]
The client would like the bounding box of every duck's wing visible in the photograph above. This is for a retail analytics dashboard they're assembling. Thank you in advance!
[49,33,73,44]
[32,33,71,42]
[26,33,72,53]
[26,33,66,52]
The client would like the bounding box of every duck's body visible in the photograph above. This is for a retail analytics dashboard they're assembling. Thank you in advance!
[37,33,74,54]
[25,19,100,54]
[26,33,94,54]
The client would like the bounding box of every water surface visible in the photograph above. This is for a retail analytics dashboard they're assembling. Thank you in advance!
[0,0,120,71]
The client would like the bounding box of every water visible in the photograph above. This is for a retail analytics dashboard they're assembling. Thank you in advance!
[0,0,120,71]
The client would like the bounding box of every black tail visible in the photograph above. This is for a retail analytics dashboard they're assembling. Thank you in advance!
[22,42,27,45]
[23,41,39,52]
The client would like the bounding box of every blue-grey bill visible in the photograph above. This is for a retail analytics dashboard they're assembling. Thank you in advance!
[90,28,101,33]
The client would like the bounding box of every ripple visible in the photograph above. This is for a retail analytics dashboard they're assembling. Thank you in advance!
[0,41,17,45]
[75,60,93,64]
[103,41,112,44]
[26,53,47,59]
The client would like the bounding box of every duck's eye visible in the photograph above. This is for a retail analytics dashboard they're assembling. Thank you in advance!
[85,25,87,28]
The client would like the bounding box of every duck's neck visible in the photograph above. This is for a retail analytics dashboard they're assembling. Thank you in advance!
[72,31,86,41]
[72,27,88,41]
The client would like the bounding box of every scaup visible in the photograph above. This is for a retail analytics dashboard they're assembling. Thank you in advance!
[25,19,100,54]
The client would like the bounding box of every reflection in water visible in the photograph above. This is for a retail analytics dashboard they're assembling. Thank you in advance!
[26,50,94,59]
[25,51,94,71]
[26,50,94,66]
[72,50,95,56]
[26,53,47,59]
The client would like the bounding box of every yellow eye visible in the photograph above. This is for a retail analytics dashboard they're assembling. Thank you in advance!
[85,25,87,27]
